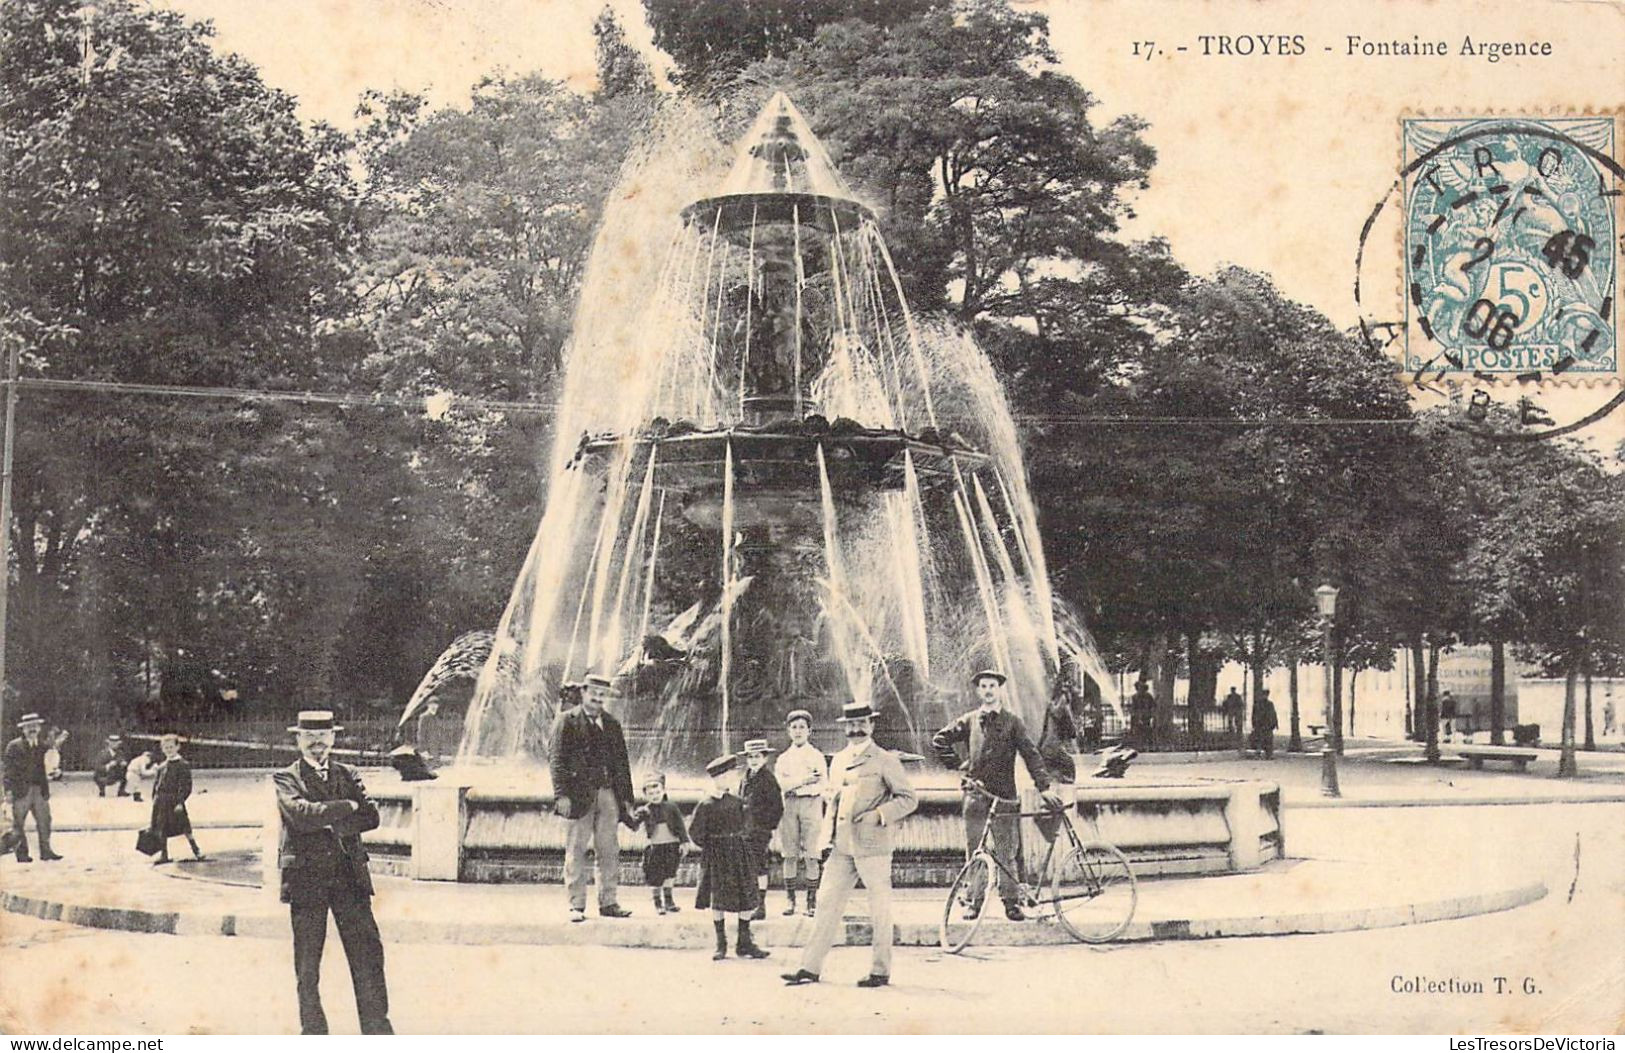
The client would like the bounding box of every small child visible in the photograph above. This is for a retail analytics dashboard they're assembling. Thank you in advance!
[126,749,158,803]
[150,733,204,864]
[740,739,783,921]
[688,754,769,961]
[631,772,689,915]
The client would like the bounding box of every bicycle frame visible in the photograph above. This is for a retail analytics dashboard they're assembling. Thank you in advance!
[961,784,1085,906]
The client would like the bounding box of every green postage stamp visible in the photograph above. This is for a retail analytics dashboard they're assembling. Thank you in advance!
[1402,116,1619,379]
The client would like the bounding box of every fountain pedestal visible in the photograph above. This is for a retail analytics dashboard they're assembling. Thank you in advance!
[360,767,1285,884]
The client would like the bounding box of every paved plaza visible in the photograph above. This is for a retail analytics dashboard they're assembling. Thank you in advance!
[2,749,1622,1033]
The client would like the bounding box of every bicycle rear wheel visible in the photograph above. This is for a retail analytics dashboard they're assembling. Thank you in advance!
[940,854,995,953]
[1047,840,1137,944]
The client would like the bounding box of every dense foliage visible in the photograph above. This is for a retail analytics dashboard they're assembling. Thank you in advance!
[1,0,1618,764]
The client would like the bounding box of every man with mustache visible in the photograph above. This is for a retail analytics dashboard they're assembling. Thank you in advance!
[781,700,917,989]
[273,711,392,1035]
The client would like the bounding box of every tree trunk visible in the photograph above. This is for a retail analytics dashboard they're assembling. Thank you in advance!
[1288,662,1302,751]
[1558,662,1579,777]
[1153,635,1177,751]
[1409,636,1427,743]
[1583,662,1595,751]
[1489,639,1506,746]
[1424,637,1441,763]
[1331,645,1345,755]
[1349,669,1359,738]
[1186,630,1220,747]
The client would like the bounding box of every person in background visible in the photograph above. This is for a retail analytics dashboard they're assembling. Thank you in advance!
[94,734,129,797]
[1034,680,1082,843]
[689,754,769,961]
[126,749,158,803]
[1129,680,1156,749]
[149,733,204,864]
[774,708,828,917]
[43,727,68,782]
[740,739,783,921]
[4,713,62,862]
[1221,687,1245,742]
[1250,688,1278,760]
[1439,690,1458,742]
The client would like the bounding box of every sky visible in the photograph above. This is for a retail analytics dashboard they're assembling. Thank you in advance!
[152,0,1624,442]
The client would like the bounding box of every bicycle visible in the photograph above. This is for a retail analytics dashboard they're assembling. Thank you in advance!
[939,778,1137,952]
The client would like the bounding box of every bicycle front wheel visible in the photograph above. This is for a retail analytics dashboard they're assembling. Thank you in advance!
[1047,840,1137,944]
[940,854,995,953]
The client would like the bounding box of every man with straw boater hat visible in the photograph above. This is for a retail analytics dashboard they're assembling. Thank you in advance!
[549,672,636,922]
[273,710,392,1035]
[782,699,916,989]
[4,712,62,862]
[932,669,1063,921]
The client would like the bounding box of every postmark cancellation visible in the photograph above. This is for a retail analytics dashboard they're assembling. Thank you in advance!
[1401,115,1620,384]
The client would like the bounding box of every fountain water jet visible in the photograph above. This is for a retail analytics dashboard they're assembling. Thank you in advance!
[358,97,1290,891]
[451,92,1118,774]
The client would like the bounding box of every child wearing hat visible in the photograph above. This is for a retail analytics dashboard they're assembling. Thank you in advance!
[774,709,827,916]
[630,772,690,915]
[688,754,769,961]
[740,739,783,921]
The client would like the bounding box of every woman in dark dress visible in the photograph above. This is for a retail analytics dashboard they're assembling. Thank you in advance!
[149,733,204,864]
[688,754,768,961]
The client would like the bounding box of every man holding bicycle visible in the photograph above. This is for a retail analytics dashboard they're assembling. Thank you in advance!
[932,670,1064,921]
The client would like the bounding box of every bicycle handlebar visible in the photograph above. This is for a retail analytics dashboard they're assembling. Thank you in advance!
[961,777,1066,812]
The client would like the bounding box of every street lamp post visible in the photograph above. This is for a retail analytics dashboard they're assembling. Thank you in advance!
[1315,583,1341,798]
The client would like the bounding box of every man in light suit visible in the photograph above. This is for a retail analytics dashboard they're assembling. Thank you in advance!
[273,710,392,1035]
[782,700,917,989]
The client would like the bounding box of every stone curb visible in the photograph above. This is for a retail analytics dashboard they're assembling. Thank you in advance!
[1286,794,1625,809]
[0,878,1546,949]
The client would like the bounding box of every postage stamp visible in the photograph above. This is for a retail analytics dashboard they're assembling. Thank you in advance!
[1401,116,1619,380]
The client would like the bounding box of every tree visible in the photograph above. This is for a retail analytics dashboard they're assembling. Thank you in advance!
[643,0,939,89]
[734,1,1160,330]
[1467,439,1625,776]
[1,0,362,720]
[1044,269,1412,747]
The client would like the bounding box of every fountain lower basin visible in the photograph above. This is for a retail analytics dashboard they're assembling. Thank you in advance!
[262,763,1285,887]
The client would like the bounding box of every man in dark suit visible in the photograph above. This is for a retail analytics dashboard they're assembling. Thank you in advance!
[550,673,636,922]
[5,713,62,862]
[273,710,392,1035]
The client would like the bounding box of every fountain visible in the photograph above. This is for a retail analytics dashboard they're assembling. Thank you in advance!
[355,94,1282,885]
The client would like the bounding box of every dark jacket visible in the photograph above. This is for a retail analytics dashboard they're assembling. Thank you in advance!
[95,745,126,784]
[688,792,748,846]
[741,765,784,837]
[548,705,635,820]
[151,755,195,838]
[932,708,1051,799]
[634,799,689,843]
[273,759,381,905]
[1037,701,1080,783]
[3,736,50,799]
[1252,697,1279,732]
